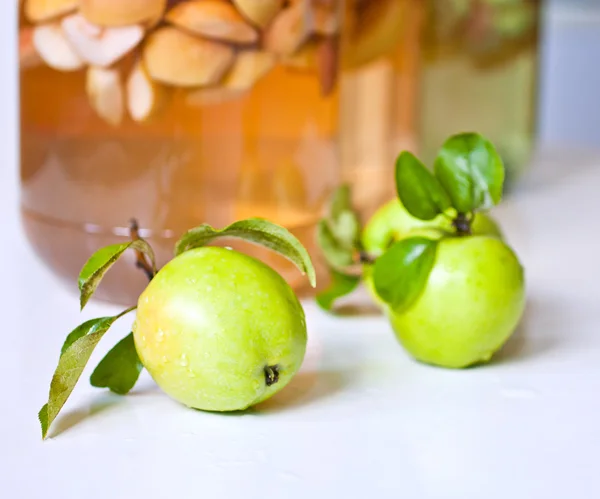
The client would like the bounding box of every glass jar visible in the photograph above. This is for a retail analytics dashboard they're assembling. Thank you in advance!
[19,0,413,304]
[418,0,541,188]
[340,0,420,219]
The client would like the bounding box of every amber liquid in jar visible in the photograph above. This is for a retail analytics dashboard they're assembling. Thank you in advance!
[338,0,421,222]
[20,0,415,304]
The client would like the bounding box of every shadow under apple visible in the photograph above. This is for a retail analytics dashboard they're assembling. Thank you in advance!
[490,293,565,366]
[254,368,352,413]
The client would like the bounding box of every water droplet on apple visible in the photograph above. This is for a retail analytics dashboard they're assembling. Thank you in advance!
[179,353,188,367]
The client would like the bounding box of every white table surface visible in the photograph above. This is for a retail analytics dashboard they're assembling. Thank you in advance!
[3,145,600,499]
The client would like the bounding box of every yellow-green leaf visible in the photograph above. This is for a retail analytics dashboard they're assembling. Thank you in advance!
[60,317,117,357]
[326,184,361,250]
[317,219,355,269]
[78,241,156,310]
[316,269,361,312]
[330,184,354,220]
[175,218,316,288]
[316,184,362,272]
[39,308,135,439]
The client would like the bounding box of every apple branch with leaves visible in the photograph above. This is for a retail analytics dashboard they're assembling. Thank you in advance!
[39,218,315,439]
[316,132,505,313]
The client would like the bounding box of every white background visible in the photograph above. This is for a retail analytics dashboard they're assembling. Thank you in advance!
[541,0,600,146]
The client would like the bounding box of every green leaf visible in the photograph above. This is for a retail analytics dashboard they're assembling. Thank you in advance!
[38,404,49,439]
[330,184,353,220]
[60,317,119,357]
[434,132,505,213]
[395,151,451,221]
[316,185,362,272]
[332,210,361,250]
[39,308,135,439]
[78,241,156,310]
[175,218,316,288]
[316,269,361,312]
[90,333,143,395]
[327,185,361,250]
[372,237,438,312]
[317,219,354,269]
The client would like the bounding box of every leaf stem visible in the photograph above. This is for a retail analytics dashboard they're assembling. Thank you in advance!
[129,219,156,282]
[116,305,137,319]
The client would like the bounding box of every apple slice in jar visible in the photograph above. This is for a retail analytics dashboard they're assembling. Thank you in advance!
[344,0,407,68]
[222,50,276,89]
[80,0,167,27]
[32,22,84,71]
[186,50,275,107]
[126,60,170,122]
[86,66,125,126]
[143,27,235,87]
[232,0,284,29]
[25,0,78,23]
[166,0,259,45]
[264,1,313,56]
[281,40,318,70]
[62,14,144,67]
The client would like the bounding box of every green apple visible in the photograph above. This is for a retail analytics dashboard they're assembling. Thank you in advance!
[362,198,502,257]
[133,246,307,411]
[361,198,502,307]
[388,235,525,368]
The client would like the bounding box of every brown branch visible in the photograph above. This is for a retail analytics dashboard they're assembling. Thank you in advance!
[129,218,155,282]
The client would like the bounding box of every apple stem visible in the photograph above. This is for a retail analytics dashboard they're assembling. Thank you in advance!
[359,251,375,265]
[264,365,280,386]
[453,213,472,236]
[129,218,156,282]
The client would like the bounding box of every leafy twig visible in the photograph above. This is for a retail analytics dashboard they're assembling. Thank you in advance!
[129,219,156,282]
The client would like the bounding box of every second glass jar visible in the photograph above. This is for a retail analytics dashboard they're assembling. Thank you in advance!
[418,0,541,187]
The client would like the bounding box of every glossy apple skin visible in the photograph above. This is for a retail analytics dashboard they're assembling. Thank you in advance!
[362,199,503,257]
[133,247,307,411]
[388,236,525,368]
